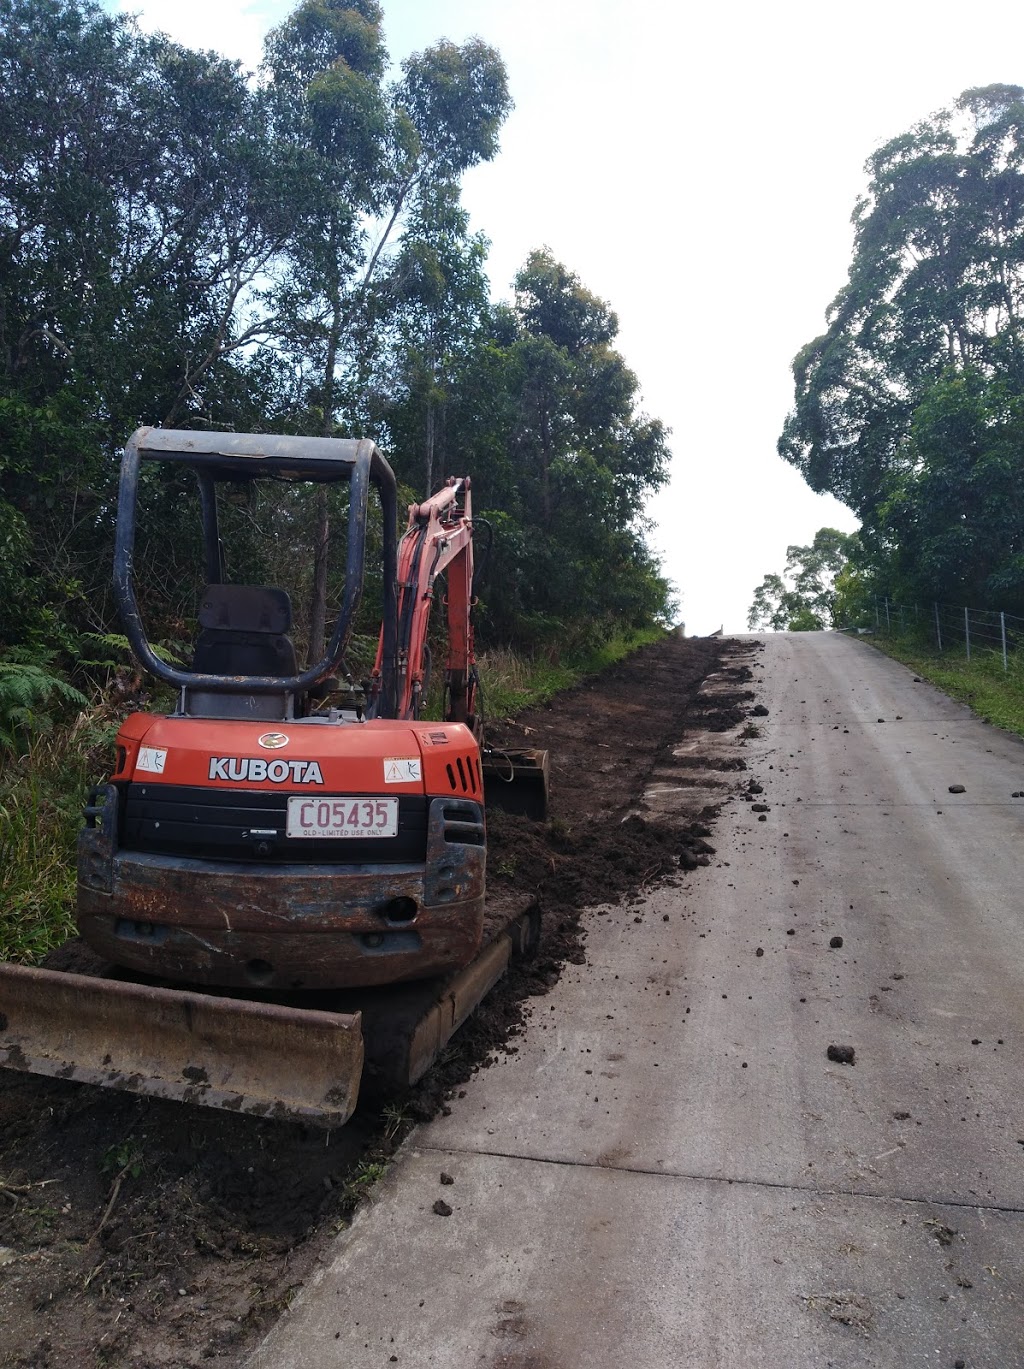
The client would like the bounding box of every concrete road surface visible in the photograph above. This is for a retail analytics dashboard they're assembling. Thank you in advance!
[252,632,1024,1368]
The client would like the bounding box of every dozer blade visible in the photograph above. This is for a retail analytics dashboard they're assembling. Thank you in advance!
[483,746,550,820]
[0,963,363,1128]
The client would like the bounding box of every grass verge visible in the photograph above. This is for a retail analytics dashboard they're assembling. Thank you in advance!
[867,635,1024,738]
[478,626,667,718]
[1,709,120,964]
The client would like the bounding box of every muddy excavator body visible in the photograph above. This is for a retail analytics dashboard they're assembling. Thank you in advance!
[0,428,546,1126]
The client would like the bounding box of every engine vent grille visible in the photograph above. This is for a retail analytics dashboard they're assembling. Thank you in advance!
[444,753,481,796]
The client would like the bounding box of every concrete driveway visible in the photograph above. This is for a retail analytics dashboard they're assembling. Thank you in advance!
[251,632,1024,1368]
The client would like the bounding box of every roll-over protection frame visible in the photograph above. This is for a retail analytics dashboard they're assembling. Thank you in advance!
[113,427,399,716]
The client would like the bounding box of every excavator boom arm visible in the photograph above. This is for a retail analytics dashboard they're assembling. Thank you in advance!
[374,478,476,725]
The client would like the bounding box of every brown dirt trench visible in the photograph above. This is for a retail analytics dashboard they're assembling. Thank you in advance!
[0,634,745,1368]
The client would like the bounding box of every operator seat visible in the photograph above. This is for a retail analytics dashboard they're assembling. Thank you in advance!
[185,584,297,720]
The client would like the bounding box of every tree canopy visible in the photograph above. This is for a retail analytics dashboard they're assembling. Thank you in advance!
[747,529,860,631]
[0,0,673,685]
[779,84,1024,613]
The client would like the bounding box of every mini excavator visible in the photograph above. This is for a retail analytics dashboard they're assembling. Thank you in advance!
[0,429,548,1126]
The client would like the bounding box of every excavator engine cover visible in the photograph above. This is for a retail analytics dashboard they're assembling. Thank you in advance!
[78,714,486,991]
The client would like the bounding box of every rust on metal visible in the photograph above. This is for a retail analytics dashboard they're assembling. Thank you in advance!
[405,933,513,1083]
[77,794,485,990]
[0,963,363,1127]
[352,902,537,1091]
[77,852,484,990]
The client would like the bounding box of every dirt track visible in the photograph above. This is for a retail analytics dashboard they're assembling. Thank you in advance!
[0,634,745,1368]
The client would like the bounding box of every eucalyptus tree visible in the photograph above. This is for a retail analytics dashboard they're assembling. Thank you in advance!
[779,84,1024,607]
[747,529,861,631]
[878,369,1024,609]
[779,83,1024,512]
[0,0,300,648]
[366,180,492,493]
[427,250,672,648]
[262,6,511,656]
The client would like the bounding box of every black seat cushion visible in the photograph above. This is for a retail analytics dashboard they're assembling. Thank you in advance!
[191,585,297,678]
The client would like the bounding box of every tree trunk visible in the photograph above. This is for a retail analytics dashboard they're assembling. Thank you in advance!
[425,393,435,494]
[309,293,341,666]
[308,485,330,666]
[540,402,552,527]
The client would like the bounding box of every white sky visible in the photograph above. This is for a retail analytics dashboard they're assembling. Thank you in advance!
[116,0,1024,632]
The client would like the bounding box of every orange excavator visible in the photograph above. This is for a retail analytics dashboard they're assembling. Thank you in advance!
[0,429,547,1126]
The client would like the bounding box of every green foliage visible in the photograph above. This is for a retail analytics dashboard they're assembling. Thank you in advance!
[102,1139,144,1179]
[0,651,87,754]
[0,670,124,963]
[0,0,669,678]
[832,562,873,628]
[786,607,824,632]
[748,529,860,631]
[779,83,1024,615]
[0,735,88,963]
[381,248,675,651]
[397,38,512,177]
[878,369,1024,609]
[870,637,1024,738]
[479,627,666,719]
[0,0,311,650]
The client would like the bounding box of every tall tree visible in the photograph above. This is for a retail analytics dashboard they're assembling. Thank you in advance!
[878,369,1024,607]
[433,251,672,648]
[748,529,861,631]
[780,84,1024,609]
[368,180,491,493]
[0,0,298,648]
[263,10,511,657]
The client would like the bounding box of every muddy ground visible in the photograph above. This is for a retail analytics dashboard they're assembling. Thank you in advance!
[0,635,756,1368]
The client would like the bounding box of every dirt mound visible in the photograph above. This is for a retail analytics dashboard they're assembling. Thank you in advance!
[0,634,745,1367]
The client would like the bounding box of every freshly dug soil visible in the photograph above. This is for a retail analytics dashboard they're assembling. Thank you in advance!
[0,634,749,1368]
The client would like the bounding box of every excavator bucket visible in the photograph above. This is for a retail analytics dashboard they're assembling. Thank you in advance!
[483,747,550,821]
[0,963,363,1128]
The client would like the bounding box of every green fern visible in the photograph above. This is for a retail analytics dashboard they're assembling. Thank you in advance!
[0,656,88,754]
[78,632,186,669]
[76,632,134,668]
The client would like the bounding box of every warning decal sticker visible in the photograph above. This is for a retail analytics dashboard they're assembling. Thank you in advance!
[137,746,167,774]
[384,756,422,784]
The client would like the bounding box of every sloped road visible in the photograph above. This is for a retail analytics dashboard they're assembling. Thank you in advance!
[252,632,1024,1368]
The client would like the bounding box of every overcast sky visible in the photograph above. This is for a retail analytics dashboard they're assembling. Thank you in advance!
[115,0,1024,632]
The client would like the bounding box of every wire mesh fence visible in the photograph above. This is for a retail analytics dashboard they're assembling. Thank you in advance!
[864,599,1024,671]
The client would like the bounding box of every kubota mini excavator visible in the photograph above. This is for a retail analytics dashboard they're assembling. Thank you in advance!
[0,429,547,1126]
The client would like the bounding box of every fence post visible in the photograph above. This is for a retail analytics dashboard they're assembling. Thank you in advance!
[934,602,942,652]
[885,597,891,632]
[899,603,904,633]
[1002,611,1008,672]
[965,606,971,662]
[875,602,880,630]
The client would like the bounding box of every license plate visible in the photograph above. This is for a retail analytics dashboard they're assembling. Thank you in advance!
[286,797,398,839]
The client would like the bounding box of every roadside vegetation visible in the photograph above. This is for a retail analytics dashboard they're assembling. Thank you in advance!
[478,626,666,717]
[1,737,89,964]
[0,2,677,962]
[750,83,1024,640]
[747,529,861,631]
[866,635,1024,738]
[0,0,672,681]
